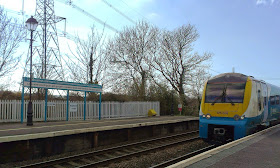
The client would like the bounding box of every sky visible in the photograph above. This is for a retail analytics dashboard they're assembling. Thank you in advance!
[0,0,280,90]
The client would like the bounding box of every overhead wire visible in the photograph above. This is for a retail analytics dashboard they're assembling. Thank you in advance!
[208,68,222,75]
[101,0,136,24]
[55,0,119,33]
[119,0,149,22]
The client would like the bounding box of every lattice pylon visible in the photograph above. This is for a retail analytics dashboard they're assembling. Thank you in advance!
[23,0,65,81]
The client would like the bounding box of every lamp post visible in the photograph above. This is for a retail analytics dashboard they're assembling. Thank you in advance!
[171,90,174,116]
[25,16,38,126]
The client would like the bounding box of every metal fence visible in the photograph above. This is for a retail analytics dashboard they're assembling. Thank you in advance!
[0,100,160,122]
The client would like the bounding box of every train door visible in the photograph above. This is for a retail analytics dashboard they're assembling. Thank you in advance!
[256,82,263,116]
[261,83,268,123]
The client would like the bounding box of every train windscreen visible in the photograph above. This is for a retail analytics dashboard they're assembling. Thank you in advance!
[205,83,246,103]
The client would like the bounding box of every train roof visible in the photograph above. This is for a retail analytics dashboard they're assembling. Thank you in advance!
[208,73,280,91]
[208,73,248,84]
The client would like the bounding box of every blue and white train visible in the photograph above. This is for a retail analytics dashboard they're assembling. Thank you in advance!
[199,73,280,142]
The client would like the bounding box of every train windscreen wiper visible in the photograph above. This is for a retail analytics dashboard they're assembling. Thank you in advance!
[224,84,235,106]
[211,85,235,106]
[211,86,226,105]
[226,96,235,106]
[211,95,222,105]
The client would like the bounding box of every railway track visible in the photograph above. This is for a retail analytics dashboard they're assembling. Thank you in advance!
[19,130,200,168]
[150,145,216,168]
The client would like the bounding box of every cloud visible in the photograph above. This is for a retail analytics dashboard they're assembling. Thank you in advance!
[256,0,267,5]
[256,0,278,5]
[147,12,159,20]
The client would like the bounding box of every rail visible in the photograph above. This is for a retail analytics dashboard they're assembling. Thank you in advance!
[19,130,199,168]
[150,145,216,168]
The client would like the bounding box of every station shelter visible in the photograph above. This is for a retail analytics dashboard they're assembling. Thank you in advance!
[21,77,102,123]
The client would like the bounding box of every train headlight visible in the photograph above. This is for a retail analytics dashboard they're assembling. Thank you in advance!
[206,114,211,119]
[234,115,240,121]
[240,115,245,120]
[202,114,206,118]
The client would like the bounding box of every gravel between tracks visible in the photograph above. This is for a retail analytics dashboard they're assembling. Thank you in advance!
[0,133,206,168]
[108,139,208,168]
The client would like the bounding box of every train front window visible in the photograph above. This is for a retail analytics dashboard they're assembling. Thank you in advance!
[205,84,224,103]
[205,83,246,103]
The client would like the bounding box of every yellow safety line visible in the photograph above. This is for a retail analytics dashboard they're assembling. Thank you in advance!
[0,121,97,132]
[0,117,187,132]
[0,117,155,132]
[0,120,126,132]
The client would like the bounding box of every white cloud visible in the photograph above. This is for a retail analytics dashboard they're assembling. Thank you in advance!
[256,0,278,5]
[147,12,159,20]
[256,0,267,5]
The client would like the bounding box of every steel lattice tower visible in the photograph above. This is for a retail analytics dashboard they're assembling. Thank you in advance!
[24,0,65,81]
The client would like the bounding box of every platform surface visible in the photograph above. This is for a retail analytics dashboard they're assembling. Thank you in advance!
[0,116,198,143]
[169,124,280,168]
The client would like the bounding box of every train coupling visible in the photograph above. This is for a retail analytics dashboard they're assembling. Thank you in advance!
[214,128,226,135]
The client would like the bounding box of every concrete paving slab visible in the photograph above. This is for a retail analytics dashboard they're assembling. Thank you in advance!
[168,124,280,168]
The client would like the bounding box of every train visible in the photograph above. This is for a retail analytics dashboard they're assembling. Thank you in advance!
[199,73,280,143]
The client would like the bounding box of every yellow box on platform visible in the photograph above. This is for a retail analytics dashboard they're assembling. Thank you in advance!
[148,109,157,117]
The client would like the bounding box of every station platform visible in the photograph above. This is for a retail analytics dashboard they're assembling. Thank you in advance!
[0,116,198,143]
[169,124,280,168]
[0,116,199,164]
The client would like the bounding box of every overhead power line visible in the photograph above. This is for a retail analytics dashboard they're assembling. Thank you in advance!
[101,0,136,24]
[56,0,119,33]
[209,68,222,74]
[119,0,149,21]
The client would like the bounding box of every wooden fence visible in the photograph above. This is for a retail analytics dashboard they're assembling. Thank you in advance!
[0,100,160,122]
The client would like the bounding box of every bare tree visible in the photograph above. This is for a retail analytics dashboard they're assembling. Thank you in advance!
[107,20,159,100]
[66,26,107,84]
[0,7,25,78]
[189,68,211,113]
[149,24,212,114]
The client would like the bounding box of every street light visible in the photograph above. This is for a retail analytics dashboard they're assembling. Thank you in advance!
[171,91,174,116]
[25,16,38,126]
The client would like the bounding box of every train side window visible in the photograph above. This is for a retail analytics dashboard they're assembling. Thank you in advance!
[264,97,267,106]
[270,96,275,105]
[258,90,261,111]
[276,96,280,105]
